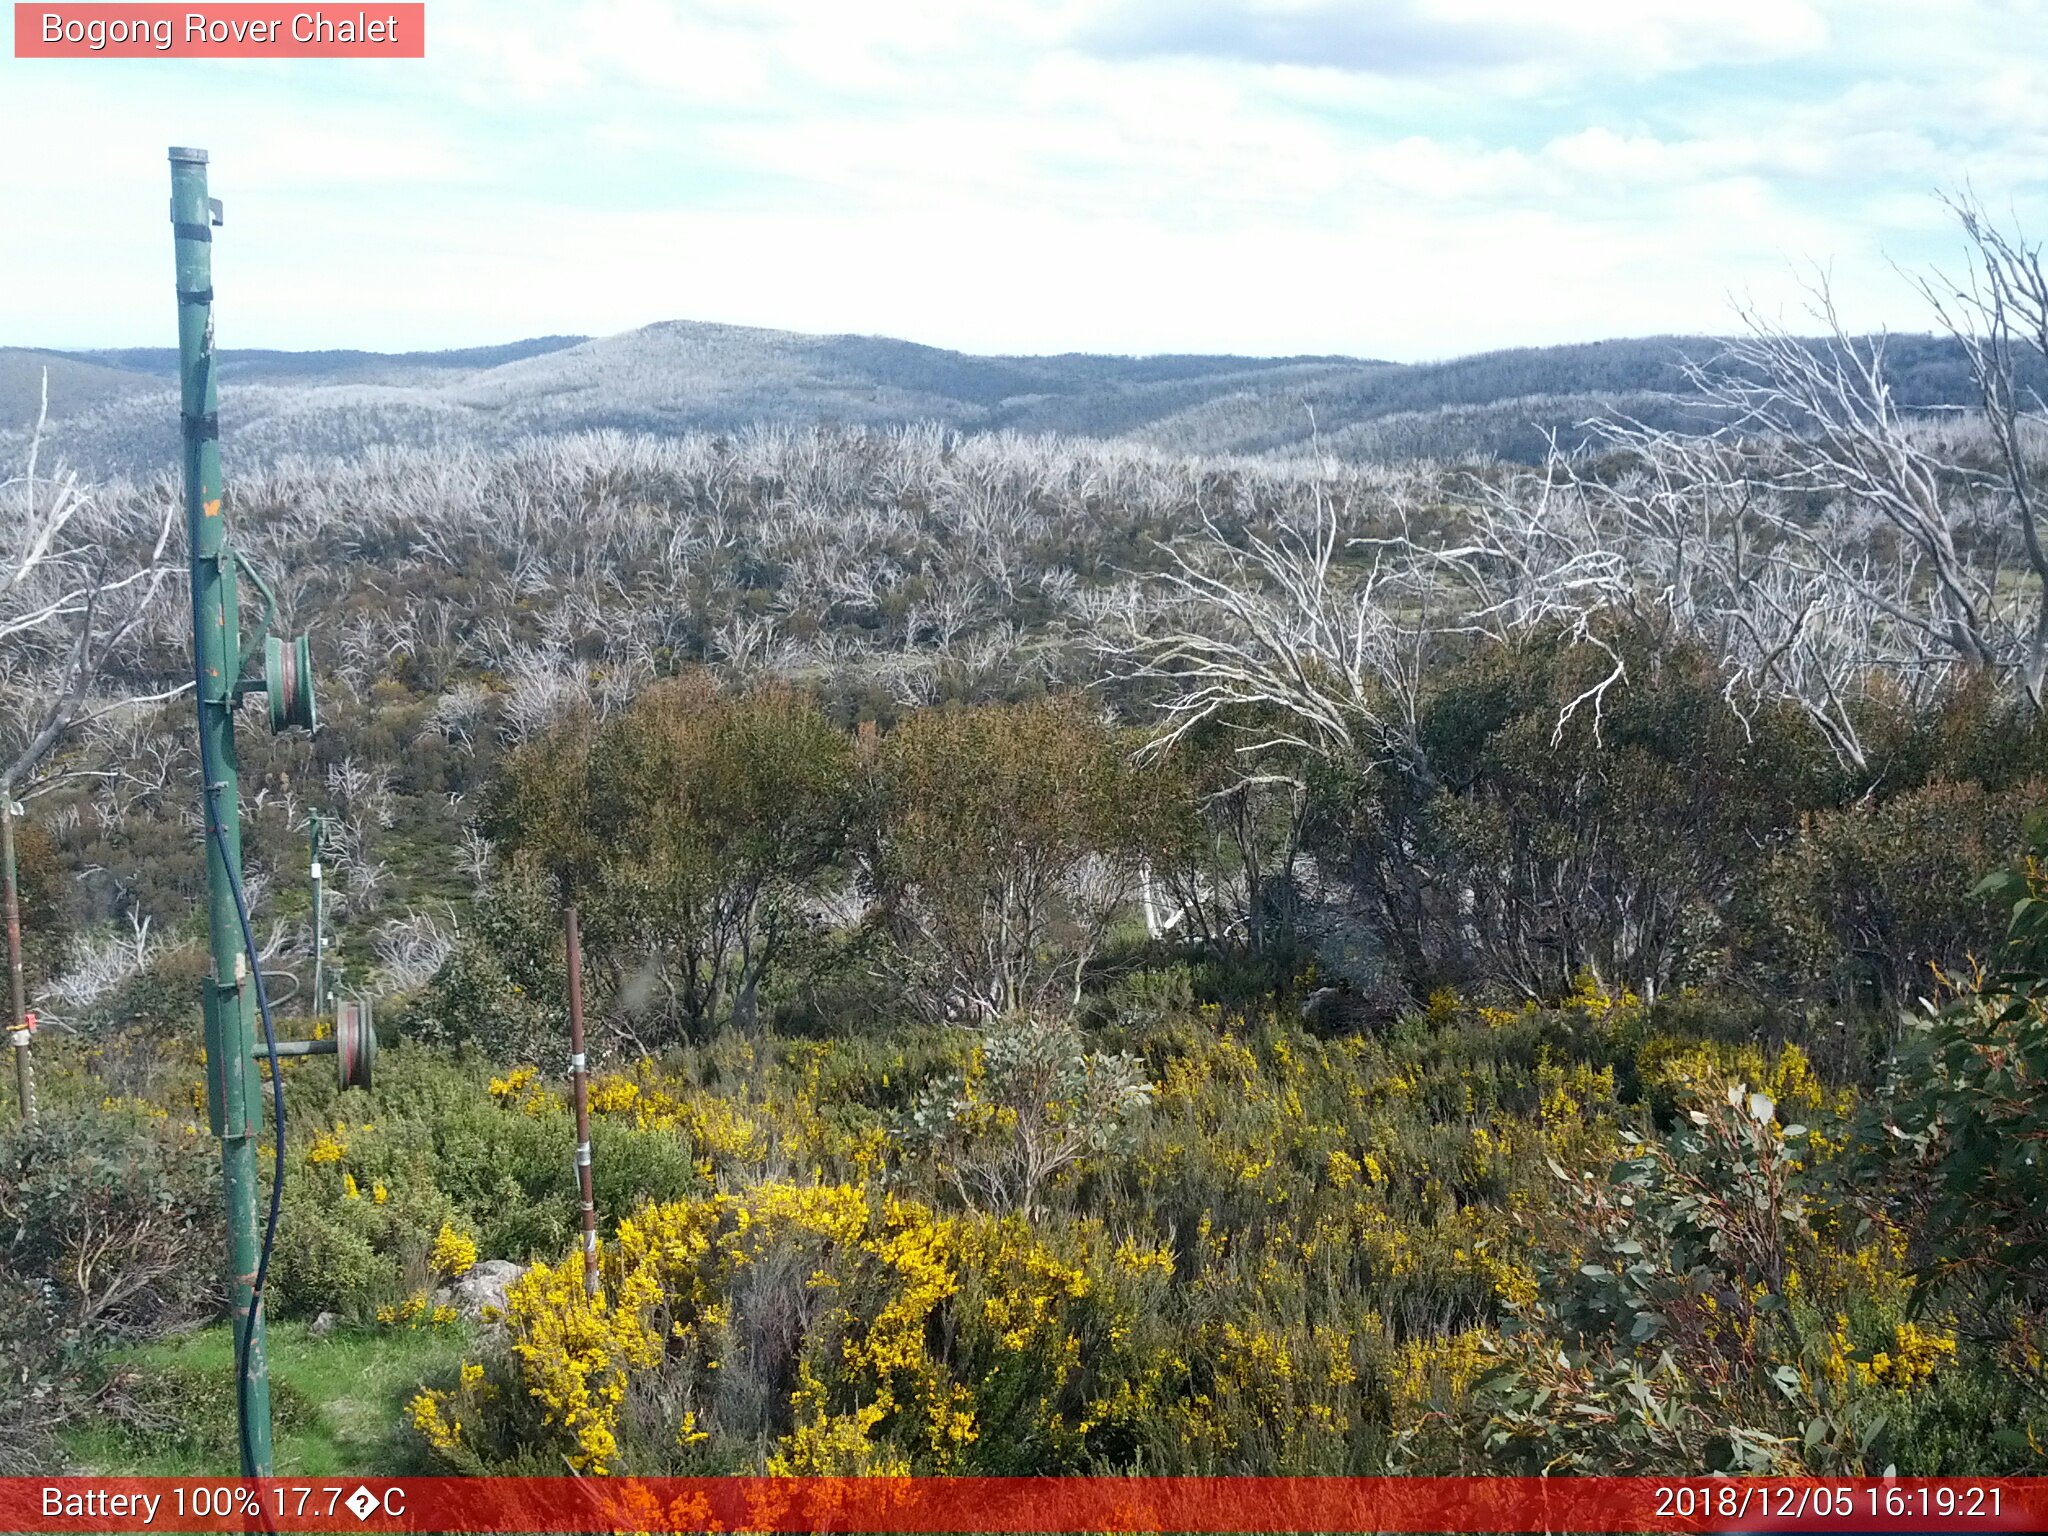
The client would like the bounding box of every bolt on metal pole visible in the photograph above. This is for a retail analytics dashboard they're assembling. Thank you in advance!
[171,144,273,1477]
[2,796,34,1122]
[565,906,600,1298]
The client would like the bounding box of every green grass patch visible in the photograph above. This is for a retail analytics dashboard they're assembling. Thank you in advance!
[65,1319,478,1477]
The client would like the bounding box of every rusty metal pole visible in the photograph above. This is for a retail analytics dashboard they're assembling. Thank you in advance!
[2,796,34,1122]
[565,905,599,1297]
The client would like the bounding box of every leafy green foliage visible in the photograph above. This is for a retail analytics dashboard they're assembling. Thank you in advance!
[484,675,857,1045]
[1438,1076,1891,1476]
[867,699,1181,1018]
[0,1097,224,1469]
[10,815,74,990]
[906,1011,1153,1217]
[1867,810,2048,1304]
[1320,628,1835,996]
[1760,778,2040,1008]
[0,1098,223,1342]
[415,858,567,1064]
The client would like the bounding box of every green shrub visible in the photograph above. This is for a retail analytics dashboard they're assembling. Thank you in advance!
[268,1047,575,1311]
[0,1270,99,1470]
[412,860,567,1065]
[74,945,213,1041]
[1436,1075,1882,1475]
[1325,629,1832,996]
[271,1161,460,1319]
[590,1120,703,1227]
[1862,808,2048,1311]
[1755,778,2039,1008]
[11,816,75,991]
[867,698,1182,1019]
[422,1097,578,1260]
[905,1011,1154,1218]
[0,1099,224,1470]
[108,1356,319,1462]
[0,1099,222,1343]
[479,675,860,1046]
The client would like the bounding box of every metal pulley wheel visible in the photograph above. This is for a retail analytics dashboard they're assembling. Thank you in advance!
[335,998,375,1091]
[265,633,317,733]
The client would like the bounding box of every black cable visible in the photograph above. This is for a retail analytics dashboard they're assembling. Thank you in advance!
[201,758,286,1502]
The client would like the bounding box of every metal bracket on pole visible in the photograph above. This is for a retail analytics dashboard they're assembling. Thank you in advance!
[252,998,375,1091]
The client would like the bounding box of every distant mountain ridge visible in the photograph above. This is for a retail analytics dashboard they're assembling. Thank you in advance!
[0,319,2006,473]
[61,334,591,384]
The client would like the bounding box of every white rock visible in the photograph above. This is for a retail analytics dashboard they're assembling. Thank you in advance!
[441,1259,525,1323]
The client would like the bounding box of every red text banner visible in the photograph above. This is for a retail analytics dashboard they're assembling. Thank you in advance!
[3,1476,2046,1533]
[13,5,424,57]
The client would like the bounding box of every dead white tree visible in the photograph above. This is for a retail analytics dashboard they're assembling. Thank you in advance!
[1113,491,1435,779]
[1917,192,2048,709]
[1473,419,1880,767]
[1,374,183,1109]
[1396,463,1640,742]
[1427,248,2048,770]
[1697,291,2013,684]
[39,913,188,1018]
[2,373,184,797]
[373,906,458,991]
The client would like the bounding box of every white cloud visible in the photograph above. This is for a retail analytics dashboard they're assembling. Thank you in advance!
[1070,0,1831,88]
[0,0,2042,358]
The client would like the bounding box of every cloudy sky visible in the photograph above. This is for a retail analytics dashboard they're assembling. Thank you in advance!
[5,0,2045,360]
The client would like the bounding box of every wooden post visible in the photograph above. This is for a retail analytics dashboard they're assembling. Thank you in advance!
[2,796,33,1122]
[565,905,599,1297]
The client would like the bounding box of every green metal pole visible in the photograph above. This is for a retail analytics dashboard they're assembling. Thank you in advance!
[171,145,273,1478]
[310,810,324,1012]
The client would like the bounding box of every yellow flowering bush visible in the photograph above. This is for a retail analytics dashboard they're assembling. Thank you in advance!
[430,1222,479,1279]
[376,1292,459,1330]
[1638,1036,1854,1123]
[413,1179,1186,1476]
[1390,1328,1494,1431]
[240,968,2025,1477]
[1562,970,1640,1019]
[1424,1065,1974,1477]
[486,1064,553,1117]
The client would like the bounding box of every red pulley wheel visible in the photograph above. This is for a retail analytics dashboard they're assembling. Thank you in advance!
[335,999,375,1091]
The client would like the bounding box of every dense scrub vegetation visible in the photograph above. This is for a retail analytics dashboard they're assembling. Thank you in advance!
[9,334,2048,1477]
[12,649,2048,1475]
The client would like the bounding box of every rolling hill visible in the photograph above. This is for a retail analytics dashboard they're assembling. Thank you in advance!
[0,319,2006,475]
